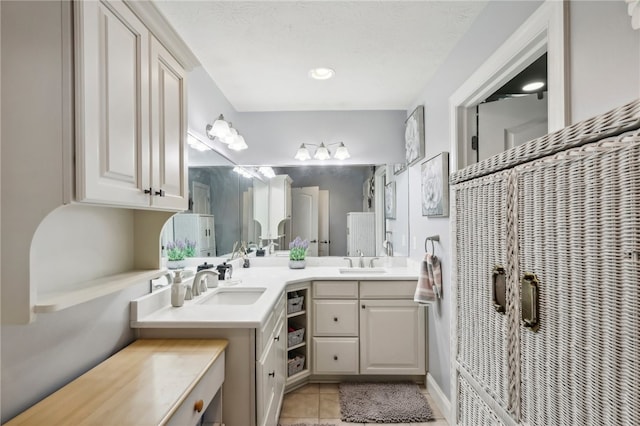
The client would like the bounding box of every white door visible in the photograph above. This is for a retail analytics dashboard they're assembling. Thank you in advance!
[477,94,548,162]
[360,300,425,375]
[318,190,330,256]
[291,187,319,256]
[192,182,211,214]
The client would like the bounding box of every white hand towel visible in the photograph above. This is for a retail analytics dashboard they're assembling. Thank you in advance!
[414,253,442,303]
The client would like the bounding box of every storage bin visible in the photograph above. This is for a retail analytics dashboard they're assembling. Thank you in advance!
[287,296,304,314]
[288,328,305,347]
[287,354,305,377]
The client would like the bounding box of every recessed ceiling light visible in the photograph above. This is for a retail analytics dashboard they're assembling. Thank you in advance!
[309,67,335,80]
[522,81,545,92]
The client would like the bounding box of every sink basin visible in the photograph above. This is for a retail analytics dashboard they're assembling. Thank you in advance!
[198,287,266,305]
[338,267,388,274]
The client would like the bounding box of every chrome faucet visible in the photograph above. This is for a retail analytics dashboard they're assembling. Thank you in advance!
[356,250,365,268]
[383,231,394,257]
[343,257,353,268]
[369,257,379,268]
[193,270,219,296]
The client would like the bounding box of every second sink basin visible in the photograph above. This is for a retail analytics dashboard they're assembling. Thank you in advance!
[198,287,266,305]
[339,267,388,274]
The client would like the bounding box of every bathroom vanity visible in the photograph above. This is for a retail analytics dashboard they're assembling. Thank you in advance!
[130,261,422,426]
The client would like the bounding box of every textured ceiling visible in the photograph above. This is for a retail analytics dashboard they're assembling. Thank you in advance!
[154,1,488,112]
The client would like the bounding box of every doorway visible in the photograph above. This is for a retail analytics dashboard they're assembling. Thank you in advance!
[451,1,569,170]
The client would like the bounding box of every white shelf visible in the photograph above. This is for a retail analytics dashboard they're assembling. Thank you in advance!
[287,309,306,319]
[34,269,167,313]
[287,342,306,351]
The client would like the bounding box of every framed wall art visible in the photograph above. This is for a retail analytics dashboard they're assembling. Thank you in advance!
[384,181,396,219]
[393,162,407,175]
[405,105,425,166]
[421,152,449,217]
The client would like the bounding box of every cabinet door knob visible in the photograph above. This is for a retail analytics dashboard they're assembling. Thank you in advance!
[274,336,280,341]
[333,317,338,322]
[361,304,366,309]
[194,399,204,413]
[268,371,275,377]
[333,355,338,361]
[144,187,153,194]
[154,189,165,197]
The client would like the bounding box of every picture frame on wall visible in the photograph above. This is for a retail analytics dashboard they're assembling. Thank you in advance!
[405,105,425,166]
[421,152,449,217]
[384,181,396,219]
[393,162,407,175]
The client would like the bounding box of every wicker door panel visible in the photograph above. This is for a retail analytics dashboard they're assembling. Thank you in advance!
[458,374,506,426]
[517,135,640,426]
[455,173,513,412]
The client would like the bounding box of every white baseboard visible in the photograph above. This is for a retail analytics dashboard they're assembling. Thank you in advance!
[427,373,453,425]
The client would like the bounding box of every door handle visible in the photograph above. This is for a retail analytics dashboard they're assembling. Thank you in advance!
[492,266,507,314]
[310,239,318,243]
[521,273,540,331]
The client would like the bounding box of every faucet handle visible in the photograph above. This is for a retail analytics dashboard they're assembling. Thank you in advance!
[184,284,193,300]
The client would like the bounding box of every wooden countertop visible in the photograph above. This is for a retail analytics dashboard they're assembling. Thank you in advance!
[5,339,228,425]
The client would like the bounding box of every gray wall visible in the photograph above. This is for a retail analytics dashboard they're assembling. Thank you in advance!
[277,166,371,256]
[405,0,639,403]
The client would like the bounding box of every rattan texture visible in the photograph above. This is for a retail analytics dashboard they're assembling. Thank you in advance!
[454,171,513,412]
[453,127,640,425]
[458,374,506,426]
[515,130,640,426]
[450,99,640,185]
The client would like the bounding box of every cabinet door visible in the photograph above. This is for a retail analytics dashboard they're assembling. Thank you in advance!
[359,299,425,375]
[258,320,285,426]
[516,141,640,426]
[74,0,150,207]
[455,173,513,412]
[149,36,187,210]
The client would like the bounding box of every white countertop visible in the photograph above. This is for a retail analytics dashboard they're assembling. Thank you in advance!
[130,263,419,329]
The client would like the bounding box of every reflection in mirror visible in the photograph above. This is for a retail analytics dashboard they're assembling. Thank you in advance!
[161,136,409,261]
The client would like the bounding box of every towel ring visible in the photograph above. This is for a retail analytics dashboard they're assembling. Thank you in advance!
[425,235,440,255]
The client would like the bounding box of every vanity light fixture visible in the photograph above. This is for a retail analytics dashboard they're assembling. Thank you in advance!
[258,166,276,179]
[294,142,350,161]
[232,166,253,179]
[294,144,312,161]
[187,134,210,152]
[206,114,231,139]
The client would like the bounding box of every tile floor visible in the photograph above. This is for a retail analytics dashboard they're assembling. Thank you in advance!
[278,383,449,426]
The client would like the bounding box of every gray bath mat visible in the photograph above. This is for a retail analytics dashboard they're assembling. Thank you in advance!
[339,382,434,423]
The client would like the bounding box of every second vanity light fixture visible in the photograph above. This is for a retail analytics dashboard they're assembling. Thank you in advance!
[294,142,350,161]
[206,114,248,151]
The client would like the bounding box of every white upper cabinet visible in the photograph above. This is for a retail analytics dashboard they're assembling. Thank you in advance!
[149,36,188,209]
[253,175,292,240]
[74,0,187,211]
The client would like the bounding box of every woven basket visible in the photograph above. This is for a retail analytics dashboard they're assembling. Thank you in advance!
[287,296,304,314]
[287,354,305,377]
[287,328,305,347]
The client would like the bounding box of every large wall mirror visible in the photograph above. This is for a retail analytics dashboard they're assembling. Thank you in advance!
[162,136,409,259]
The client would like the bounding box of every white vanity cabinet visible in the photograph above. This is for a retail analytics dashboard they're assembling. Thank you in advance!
[74,0,187,211]
[256,294,286,426]
[310,280,426,377]
[253,175,292,240]
[359,281,426,375]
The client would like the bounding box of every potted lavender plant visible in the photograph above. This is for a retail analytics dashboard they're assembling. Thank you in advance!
[289,236,309,269]
[166,240,186,269]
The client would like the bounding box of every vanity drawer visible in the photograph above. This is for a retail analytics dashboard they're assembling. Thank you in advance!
[313,300,359,336]
[359,281,417,299]
[313,281,358,299]
[313,337,359,374]
[167,351,225,426]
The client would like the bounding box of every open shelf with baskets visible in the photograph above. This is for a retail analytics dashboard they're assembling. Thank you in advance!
[285,282,311,388]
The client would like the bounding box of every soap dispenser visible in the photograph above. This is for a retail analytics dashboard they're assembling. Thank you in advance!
[171,270,186,307]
